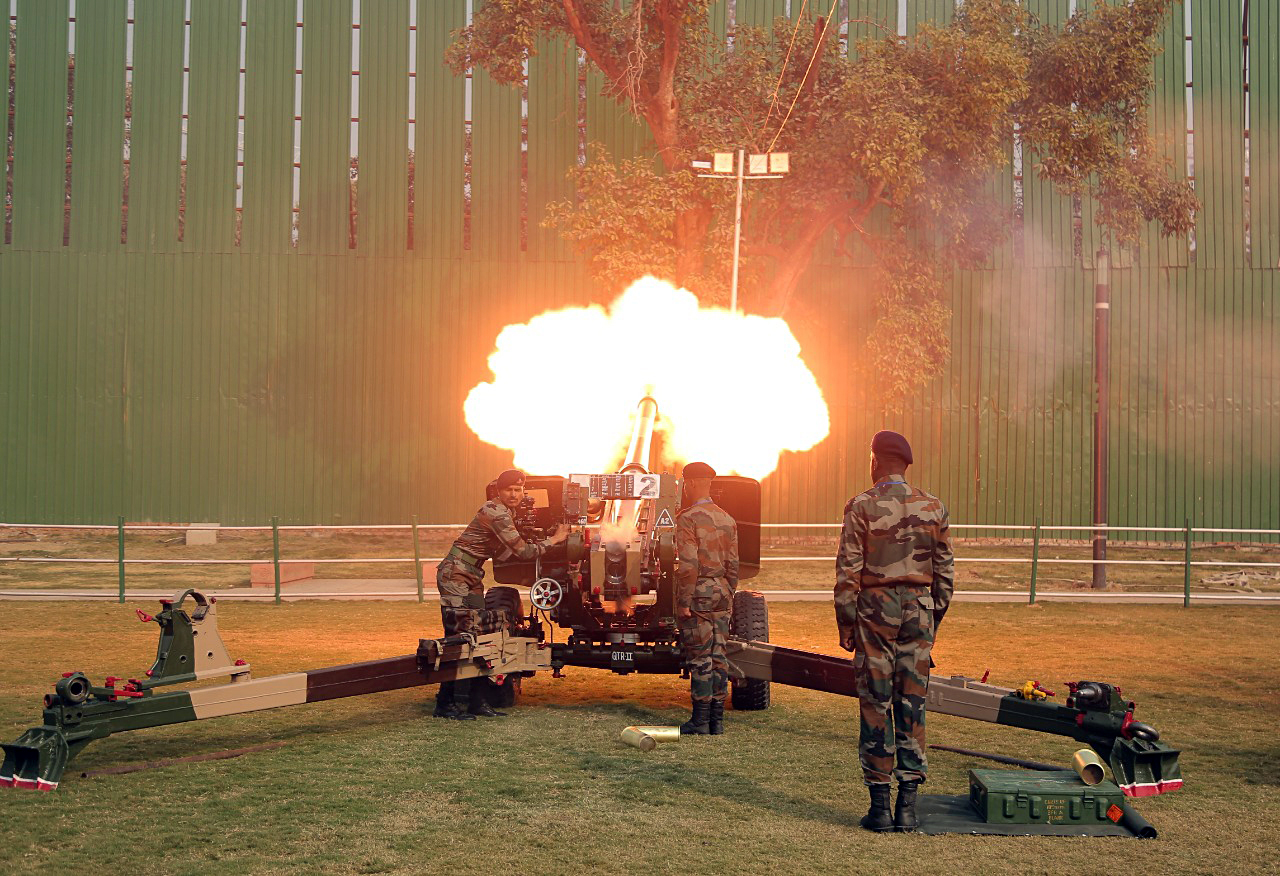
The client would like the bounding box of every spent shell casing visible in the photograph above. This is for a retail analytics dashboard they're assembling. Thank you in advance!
[1071,748,1107,785]
[631,726,681,743]
[619,726,657,751]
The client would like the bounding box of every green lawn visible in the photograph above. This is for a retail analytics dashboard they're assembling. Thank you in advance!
[2,600,1278,875]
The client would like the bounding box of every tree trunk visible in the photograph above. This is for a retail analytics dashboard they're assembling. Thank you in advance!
[764,203,854,315]
[764,188,883,314]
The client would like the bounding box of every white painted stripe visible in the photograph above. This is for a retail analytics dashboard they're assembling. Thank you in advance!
[1118,777,1183,797]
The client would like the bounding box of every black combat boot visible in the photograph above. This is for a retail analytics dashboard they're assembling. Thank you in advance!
[468,685,507,718]
[894,781,920,832]
[708,700,725,735]
[859,784,894,832]
[433,681,476,720]
[679,699,711,735]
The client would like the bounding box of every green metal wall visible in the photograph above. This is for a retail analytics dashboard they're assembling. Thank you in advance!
[1,0,1276,532]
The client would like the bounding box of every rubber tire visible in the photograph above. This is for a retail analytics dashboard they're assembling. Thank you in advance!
[730,589,771,711]
[484,585,523,630]
[484,674,522,709]
[481,586,524,708]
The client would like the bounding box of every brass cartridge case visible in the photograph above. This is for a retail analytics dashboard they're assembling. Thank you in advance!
[1072,748,1107,785]
[632,726,681,743]
[619,726,657,751]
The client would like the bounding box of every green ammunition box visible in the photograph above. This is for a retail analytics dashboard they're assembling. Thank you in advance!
[969,770,1125,825]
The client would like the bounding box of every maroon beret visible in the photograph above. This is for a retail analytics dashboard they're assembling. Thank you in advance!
[682,461,717,479]
[495,469,525,489]
[871,431,913,465]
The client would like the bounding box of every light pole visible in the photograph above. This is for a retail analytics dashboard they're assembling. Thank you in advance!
[1092,246,1111,590]
[692,150,790,312]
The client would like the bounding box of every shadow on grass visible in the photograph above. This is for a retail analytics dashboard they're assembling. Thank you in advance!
[1201,741,1280,788]
[61,694,430,777]
[574,748,858,830]
[537,702,859,829]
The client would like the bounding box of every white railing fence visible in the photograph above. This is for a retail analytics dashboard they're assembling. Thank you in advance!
[2,520,1277,606]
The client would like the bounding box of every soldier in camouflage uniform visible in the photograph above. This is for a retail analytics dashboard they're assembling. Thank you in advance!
[835,431,954,832]
[434,468,568,720]
[675,461,739,736]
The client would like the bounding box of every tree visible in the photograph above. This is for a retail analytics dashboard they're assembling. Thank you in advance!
[447,0,1196,399]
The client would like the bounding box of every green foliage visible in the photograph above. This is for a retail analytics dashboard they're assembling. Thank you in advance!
[449,0,1197,406]
[542,147,729,300]
[1017,0,1198,244]
[444,0,566,85]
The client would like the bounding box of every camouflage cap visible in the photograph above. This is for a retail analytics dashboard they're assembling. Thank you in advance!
[682,461,716,479]
[871,430,913,465]
[495,469,525,489]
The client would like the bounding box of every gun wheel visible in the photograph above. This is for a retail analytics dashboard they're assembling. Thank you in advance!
[484,585,524,632]
[730,590,771,711]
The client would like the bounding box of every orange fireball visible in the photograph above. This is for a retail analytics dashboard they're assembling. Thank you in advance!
[464,277,829,479]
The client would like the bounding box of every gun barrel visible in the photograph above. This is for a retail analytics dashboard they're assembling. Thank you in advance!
[608,397,659,533]
[621,396,658,475]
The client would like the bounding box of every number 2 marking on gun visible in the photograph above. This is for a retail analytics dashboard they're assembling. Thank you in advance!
[638,475,658,498]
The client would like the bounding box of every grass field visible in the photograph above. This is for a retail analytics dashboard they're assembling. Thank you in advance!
[1,599,1278,875]
[3,526,1278,595]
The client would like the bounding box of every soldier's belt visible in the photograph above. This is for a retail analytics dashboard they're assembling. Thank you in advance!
[859,579,929,589]
[446,547,485,570]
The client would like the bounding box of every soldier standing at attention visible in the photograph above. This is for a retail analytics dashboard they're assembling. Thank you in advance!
[835,431,954,832]
[675,461,740,736]
[434,468,568,720]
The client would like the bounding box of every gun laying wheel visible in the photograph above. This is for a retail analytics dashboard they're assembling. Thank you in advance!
[530,578,564,611]
[730,590,771,711]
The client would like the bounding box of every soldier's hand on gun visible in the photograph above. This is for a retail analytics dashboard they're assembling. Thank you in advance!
[547,524,570,545]
[677,605,692,619]
[839,630,856,653]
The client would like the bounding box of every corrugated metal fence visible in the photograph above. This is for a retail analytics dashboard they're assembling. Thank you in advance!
[0,1,1276,536]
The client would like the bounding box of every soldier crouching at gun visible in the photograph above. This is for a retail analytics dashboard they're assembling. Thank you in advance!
[434,468,569,720]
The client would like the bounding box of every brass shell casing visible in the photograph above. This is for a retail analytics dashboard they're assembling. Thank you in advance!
[632,726,681,743]
[619,727,657,751]
[1072,748,1107,785]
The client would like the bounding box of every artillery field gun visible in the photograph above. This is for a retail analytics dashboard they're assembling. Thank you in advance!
[2,399,1182,801]
[485,397,769,707]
